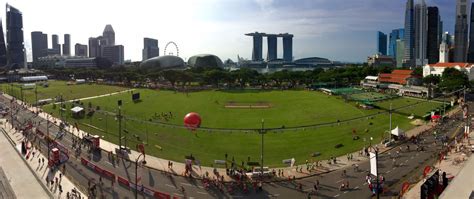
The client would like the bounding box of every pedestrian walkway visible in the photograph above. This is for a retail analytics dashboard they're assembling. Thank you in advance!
[0,124,50,198]
[403,131,474,199]
[53,89,135,104]
[2,121,86,199]
[4,93,460,182]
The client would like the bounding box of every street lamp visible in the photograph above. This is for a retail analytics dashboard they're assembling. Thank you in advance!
[260,119,265,177]
[135,153,146,199]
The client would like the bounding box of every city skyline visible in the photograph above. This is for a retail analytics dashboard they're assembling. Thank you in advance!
[0,0,456,63]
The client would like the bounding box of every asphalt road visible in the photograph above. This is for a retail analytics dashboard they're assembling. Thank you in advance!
[0,94,468,199]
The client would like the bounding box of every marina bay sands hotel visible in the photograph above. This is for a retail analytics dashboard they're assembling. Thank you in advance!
[245,32,293,62]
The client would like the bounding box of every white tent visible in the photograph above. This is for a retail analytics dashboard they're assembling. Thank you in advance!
[391,126,404,136]
[70,106,84,113]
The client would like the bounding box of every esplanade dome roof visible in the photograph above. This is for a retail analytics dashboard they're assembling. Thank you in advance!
[140,55,185,69]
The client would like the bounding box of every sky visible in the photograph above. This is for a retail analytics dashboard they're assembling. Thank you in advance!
[0,0,457,63]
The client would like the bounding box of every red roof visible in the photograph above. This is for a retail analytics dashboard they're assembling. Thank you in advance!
[428,62,471,68]
[378,70,414,85]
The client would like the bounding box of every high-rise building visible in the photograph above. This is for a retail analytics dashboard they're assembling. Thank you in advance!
[427,6,440,64]
[31,31,48,63]
[6,4,26,68]
[282,34,293,62]
[51,34,61,55]
[102,25,115,46]
[467,3,474,62]
[246,32,263,61]
[404,0,415,66]
[414,0,428,66]
[439,41,449,63]
[75,43,87,57]
[62,34,70,56]
[267,35,277,61]
[377,31,387,55]
[0,20,7,67]
[88,37,99,57]
[388,28,404,58]
[142,37,159,60]
[396,39,405,68]
[454,0,469,62]
[102,45,124,65]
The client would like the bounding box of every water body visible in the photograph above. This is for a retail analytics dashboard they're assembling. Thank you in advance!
[227,67,317,73]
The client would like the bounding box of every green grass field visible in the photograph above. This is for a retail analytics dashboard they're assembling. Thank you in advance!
[1,80,127,104]
[350,92,391,102]
[39,88,442,167]
[375,97,445,117]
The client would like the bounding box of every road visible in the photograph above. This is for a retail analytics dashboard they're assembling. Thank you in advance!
[0,93,468,199]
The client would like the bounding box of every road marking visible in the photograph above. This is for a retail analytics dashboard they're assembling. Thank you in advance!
[386,170,391,174]
[334,194,340,197]
[304,188,313,192]
[272,194,280,197]
[181,182,193,186]
[343,191,348,194]
[405,160,409,163]
[165,184,175,188]
[174,193,184,197]
[197,191,207,195]
[197,186,204,189]
[363,182,367,185]
[354,186,359,189]
[392,168,396,170]
[336,179,344,183]
[411,156,414,159]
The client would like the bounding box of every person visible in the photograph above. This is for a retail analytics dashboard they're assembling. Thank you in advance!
[339,182,345,191]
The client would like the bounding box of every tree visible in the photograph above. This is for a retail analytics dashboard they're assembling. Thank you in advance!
[161,70,180,87]
[422,74,440,85]
[439,68,469,92]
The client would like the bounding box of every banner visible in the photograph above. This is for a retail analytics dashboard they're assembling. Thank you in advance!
[370,152,377,176]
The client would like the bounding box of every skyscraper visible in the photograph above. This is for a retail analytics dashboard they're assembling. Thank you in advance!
[396,39,405,68]
[282,35,293,62]
[388,28,404,58]
[427,6,440,64]
[142,37,159,60]
[404,0,415,66]
[377,31,387,55]
[247,33,263,61]
[88,37,99,57]
[75,43,87,57]
[62,34,70,56]
[467,3,474,62]
[454,0,469,62]
[0,20,7,67]
[102,45,124,65]
[103,24,115,46]
[414,0,428,66]
[51,34,61,55]
[31,31,48,63]
[6,4,25,68]
[267,35,277,61]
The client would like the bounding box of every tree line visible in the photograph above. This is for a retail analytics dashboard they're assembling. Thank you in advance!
[41,65,470,91]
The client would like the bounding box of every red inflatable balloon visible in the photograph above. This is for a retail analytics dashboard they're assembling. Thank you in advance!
[184,112,201,130]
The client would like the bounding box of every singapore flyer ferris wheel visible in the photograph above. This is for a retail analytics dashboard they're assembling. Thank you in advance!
[164,41,179,57]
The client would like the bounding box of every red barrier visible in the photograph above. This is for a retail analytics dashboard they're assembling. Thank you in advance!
[117,176,129,187]
[81,157,88,165]
[94,165,103,174]
[102,169,115,180]
[154,191,171,199]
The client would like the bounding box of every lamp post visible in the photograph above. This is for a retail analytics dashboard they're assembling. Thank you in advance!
[260,119,265,177]
[135,153,146,199]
